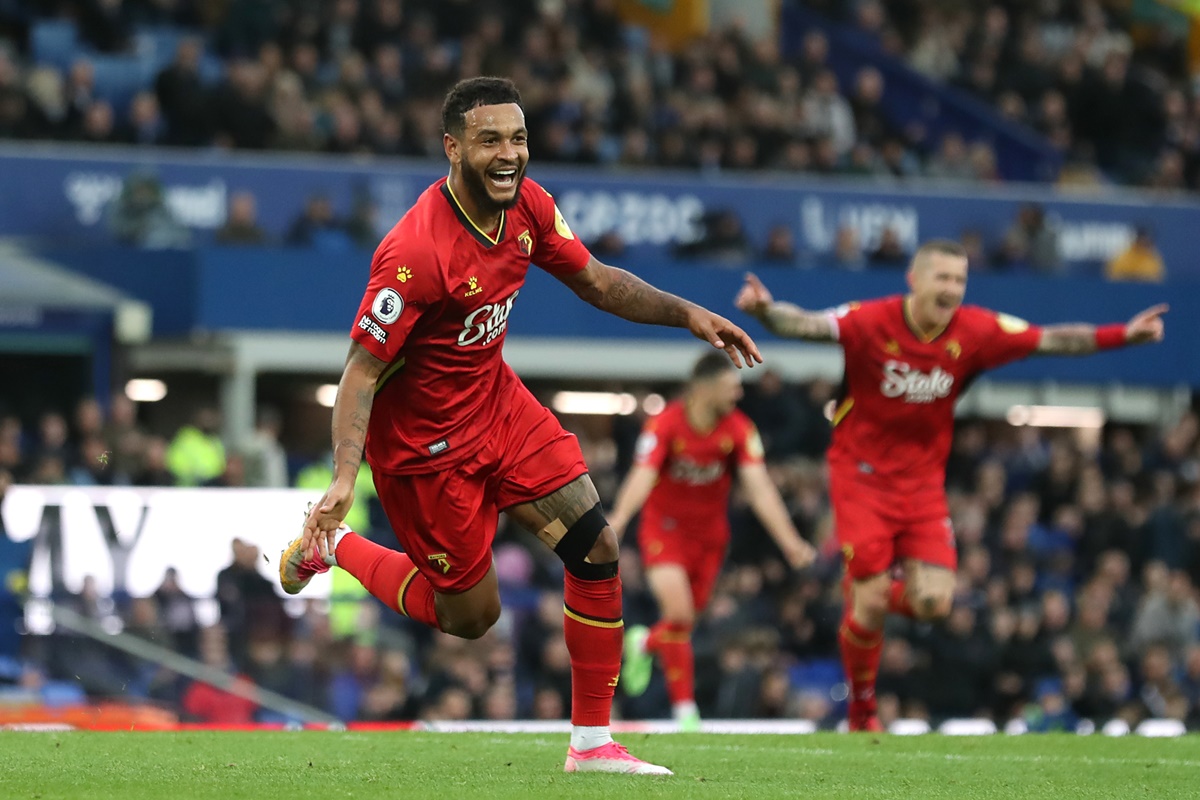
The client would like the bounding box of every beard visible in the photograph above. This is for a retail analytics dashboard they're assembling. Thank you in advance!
[460,160,525,214]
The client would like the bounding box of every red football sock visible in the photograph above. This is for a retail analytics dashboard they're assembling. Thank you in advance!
[839,613,883,711]
[646,621,694,705]
[563,571,623,727]
[888,579,915,618]
[334,533,441,630]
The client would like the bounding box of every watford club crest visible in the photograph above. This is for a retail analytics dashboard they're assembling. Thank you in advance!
[518,229,533,256]
[945,340,962,359]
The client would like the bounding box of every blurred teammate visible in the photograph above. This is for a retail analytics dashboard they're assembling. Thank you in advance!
[735,239,1165,732]
[609,352,815,730]
[279,77,760,774]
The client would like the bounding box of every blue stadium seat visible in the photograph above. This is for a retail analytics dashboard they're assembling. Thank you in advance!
[133,26,190,72]
[90,55,155,116]
[40,680,87,707]
[31,19,81,70]
[789,658,844,693]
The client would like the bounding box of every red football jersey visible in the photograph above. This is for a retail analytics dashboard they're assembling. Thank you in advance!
[634,400,764,535]
[827,296,1041,495]
[350,176,591,474]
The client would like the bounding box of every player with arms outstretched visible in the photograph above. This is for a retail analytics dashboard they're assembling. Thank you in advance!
[735,239,1165,731]
[278,77,761,774]
[609,351,815,730]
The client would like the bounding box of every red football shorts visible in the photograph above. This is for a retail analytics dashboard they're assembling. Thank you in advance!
[638,513,728,611]
[829,469,956,581]
[372,384,588,593]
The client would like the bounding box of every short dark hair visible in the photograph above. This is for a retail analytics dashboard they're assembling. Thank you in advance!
[442,77,523,136]
[690,351,734,383]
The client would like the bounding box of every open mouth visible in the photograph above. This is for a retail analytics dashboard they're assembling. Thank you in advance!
[488,168,518,190]
[936,297,958,310]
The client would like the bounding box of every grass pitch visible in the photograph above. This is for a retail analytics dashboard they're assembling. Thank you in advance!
[3,731,1198,799]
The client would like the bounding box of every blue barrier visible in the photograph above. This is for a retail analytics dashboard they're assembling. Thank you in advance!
[4,144,1198,280]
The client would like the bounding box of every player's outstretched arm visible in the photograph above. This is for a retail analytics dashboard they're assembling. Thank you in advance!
[607,464,660,541]
[737,463,816,569]
[1036,303,1167,355]
[302,341,388,556]
[735,273,836,342]
[558,257,762,368]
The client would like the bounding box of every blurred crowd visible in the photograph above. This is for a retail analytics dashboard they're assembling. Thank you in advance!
[4,377,1200,732]
[0,0,1194,191]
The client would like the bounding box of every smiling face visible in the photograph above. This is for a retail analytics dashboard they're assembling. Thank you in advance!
[445,102,529,214]
[907,249,968,332]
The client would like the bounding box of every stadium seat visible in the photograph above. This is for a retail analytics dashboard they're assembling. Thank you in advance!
[31,20,80,70]
[90,56,155,116]
[133,26,190,72]
[40,680,87,707]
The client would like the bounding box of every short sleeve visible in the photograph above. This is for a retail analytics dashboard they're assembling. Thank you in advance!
[633,414,671,471]
[971,308,1042,371]
[828,301,865,350]
[527,182,591,275]
[349,236,440,362]
[734,417,765,467]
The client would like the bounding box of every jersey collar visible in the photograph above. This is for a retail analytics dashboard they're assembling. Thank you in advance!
[902,296,953,343]
[441,181,506,248]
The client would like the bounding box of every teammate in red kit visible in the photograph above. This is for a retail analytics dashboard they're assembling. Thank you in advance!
[277,77,761,774]
[607,351,815,730]
[735,239,1166,732]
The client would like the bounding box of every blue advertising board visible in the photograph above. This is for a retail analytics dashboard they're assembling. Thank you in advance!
[2,143,1197,280]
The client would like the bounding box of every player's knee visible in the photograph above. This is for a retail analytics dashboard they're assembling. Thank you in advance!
[661,608,695,628]
[912,590,952,622]
[852,582,889,627]
[586,527,619,564]
[445,602,501,640]
[554,503,619,580]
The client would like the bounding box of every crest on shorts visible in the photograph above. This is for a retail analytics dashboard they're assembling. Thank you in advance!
[841,543,855,563]
[428,553,451,574]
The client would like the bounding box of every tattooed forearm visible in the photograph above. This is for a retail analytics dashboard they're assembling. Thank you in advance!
[584,266,694,326]
[1037,324,1100,355]
[761,302,836,341]
[330,345,384,483]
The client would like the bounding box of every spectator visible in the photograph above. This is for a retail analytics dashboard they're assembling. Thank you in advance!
[107,170,191,249]
[994,204,1060,273]
[761,225,797,265]
[831,225,865,270]
[286,193,353,250]
[155,38,210,147]
[215,191,269,245]
[240,406,288,487]
[164,407,225,486]
[1105,227,1165,283]
[867,227,908,268]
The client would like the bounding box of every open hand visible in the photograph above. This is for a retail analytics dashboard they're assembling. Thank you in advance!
[685,306,763,368]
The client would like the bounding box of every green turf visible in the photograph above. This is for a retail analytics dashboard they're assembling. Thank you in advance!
[3,731,1199,800]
